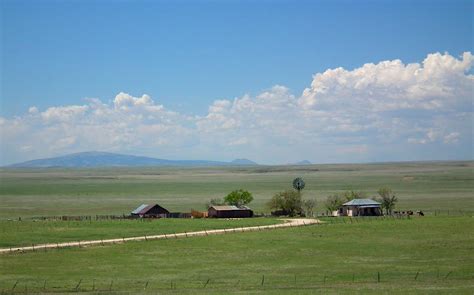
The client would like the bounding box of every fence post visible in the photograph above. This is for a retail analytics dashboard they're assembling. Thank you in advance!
[74,279,82,292]
[203,278,210,288]
[12,280,18,292]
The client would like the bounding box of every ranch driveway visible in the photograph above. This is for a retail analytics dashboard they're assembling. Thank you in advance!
[0,218,319,254]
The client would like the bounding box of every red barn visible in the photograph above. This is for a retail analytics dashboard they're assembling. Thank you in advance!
[208,205,253,218]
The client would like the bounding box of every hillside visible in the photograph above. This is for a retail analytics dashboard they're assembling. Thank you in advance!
[8,151,258,168]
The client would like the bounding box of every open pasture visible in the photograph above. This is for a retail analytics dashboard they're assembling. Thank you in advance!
[1,216,473,294]
[0,218,280,248]
[1,161,473,293]
[0,161,473,219]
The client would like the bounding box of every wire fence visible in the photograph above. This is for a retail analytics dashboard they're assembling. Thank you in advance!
[0,220,317,254]
[3,208,472,222]
[1,270,471,294]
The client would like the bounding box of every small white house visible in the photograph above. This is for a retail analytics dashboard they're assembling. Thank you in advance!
[334,199,382,217]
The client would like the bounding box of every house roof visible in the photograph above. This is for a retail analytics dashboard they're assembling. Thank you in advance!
[131,204,149,214]
[131,204,168,215]
[209,205,251,211]
[343,199,381,206]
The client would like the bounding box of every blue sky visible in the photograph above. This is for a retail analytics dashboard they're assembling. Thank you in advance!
[0,0,472,165]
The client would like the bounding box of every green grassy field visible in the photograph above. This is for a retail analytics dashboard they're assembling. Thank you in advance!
[1,216,473,294]
[1,161,473,219]
[1,162,473,293]
[0,218,279,248]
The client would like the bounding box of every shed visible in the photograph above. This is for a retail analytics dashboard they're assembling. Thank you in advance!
[131,204,170,218]
[338,199,382,217]
[208,205,253,218]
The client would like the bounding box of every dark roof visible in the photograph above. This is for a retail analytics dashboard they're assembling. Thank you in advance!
[131,204,168,215]
[343,199,381,206]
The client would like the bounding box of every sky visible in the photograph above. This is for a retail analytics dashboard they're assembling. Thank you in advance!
[0,0,472,165]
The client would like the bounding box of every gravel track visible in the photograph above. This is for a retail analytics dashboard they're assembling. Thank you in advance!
[0,218,319,254]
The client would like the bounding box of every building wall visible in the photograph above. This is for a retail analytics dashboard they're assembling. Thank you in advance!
[208,208,253,218]
[341,205,381,216]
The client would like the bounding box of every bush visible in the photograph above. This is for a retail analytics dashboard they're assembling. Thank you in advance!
[268,190,303,217]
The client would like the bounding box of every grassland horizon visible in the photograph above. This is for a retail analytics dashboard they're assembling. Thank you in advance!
[1,160,472,219]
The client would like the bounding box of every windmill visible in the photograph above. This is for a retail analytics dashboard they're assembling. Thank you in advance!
[292,177,305,193]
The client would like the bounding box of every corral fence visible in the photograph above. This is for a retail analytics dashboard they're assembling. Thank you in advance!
[10,209,471,222]
[0,269,470,294]
[27,213,192,222]
[318,215,414,224]
[317,209,472,219]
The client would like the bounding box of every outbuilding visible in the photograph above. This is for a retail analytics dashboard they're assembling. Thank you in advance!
[336,199,382,217]
[131,204,170,218]
[208,205,253,218]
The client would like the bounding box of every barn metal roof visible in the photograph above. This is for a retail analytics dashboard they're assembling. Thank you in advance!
[131,204,149,214]
[209,205,251,211]
[343,199,381,206]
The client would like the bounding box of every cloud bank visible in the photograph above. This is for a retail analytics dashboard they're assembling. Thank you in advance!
[1,52,472,165]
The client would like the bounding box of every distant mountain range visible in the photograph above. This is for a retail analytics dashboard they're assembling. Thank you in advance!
[7,151,259,168]
[293,160,312,165]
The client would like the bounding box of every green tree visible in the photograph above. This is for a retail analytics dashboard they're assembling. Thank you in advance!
[224,189,253,207]
[302,198,317,217]
[342,190,365,201]
[377,187,398,215]
[325,194,344,212]
[267,190,303,216]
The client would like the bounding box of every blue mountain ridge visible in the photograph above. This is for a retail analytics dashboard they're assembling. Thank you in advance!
[8,151,259,168]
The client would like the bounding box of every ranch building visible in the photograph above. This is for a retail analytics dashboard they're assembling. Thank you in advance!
[333,199,382,217]
[131,204,170,218]
[208,205,253,218]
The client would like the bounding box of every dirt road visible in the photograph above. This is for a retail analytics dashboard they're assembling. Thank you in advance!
[0,218,319,254]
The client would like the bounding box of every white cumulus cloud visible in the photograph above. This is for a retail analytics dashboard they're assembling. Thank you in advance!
[1,52,472,165]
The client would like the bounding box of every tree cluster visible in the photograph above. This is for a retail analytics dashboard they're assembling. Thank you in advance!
[205,189,254,209]
[267,177,316,217]
[323,190,366,212]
